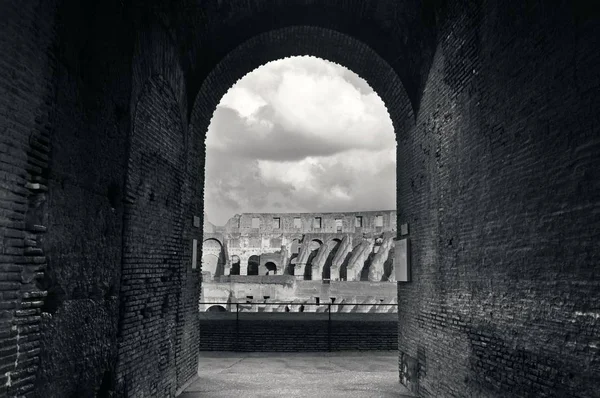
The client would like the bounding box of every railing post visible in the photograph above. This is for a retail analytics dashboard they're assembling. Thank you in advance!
[235,303,239,352]
[328,303,331,352]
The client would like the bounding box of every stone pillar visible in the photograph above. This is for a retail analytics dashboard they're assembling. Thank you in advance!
[293,263,305,279]
[239,255,249,276]
[311,265,321,281]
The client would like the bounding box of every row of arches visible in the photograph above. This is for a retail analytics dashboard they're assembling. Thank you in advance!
[201,237,342,279]
[201,237,393,281]
[246,256,277,275]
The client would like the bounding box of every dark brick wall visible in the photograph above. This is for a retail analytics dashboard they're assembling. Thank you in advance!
[0,2,57,395]
[0,0,134,396]
[397,1,600,397]
[36,1,134,396]
[199,314,397,352]
[115,74,190,397]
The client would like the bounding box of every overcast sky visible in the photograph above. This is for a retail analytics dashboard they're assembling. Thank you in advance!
[204,56,396,226]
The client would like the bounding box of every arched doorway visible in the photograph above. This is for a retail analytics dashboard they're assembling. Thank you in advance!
[247,255,260,275]
[304,239,323,280]
[192,24,412,398]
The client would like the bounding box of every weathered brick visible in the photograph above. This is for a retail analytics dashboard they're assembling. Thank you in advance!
[0,1,597,397]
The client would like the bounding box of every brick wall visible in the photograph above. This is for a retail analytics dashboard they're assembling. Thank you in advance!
[199,314,397,352]
[115,74,189,397]
[397,0,600,397]
[0,1,57,395]
[0,0,134,396]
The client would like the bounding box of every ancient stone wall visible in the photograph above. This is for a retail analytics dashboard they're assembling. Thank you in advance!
[200,280,398,313]
[204,211,398,280]
[225,211,397,234]
[397,0,600,396]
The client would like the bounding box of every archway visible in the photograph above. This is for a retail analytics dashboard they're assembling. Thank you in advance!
[190,23,413,398]
[247,255,260,276]
[323,239,342,280]
[304,239,323,280]
[265,262,277,275]
[287,239,302,275]
[230,255,241,275]
[201,238,226,280]
[206,305,227,312]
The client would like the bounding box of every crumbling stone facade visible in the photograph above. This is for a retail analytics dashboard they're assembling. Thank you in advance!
[202,211,397,280]
[0,1,598,397]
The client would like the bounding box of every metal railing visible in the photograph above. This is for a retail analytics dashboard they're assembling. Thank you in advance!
[198,302,398,352]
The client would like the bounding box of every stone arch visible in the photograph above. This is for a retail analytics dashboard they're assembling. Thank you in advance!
[189,27,414,283]
[247,255,260,276]
[304,239,323,280]
[322,238,342,280]
[201,238,226,280]
[189,26,415,138]
[187,16,415,392]
[264,262,277,275]
[287,239,302,275]
[230,255,241,276]
[206,305,227,312]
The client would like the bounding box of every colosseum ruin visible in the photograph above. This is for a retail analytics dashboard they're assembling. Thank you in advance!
[201,211,399,312]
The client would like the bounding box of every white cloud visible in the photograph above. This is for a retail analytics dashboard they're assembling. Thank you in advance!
[204,56,396,225]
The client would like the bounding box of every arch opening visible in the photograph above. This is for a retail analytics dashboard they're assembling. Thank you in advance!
[195,26,409,357]
[206,305,227,312]
[323,238,342,280]
[304,239,323,280]
[247,255,260,276]
[201,238,226,280]
[265,262,277,275]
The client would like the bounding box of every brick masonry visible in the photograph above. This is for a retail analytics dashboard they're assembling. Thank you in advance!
[397,1,600,397]
[0,0,598,397]
[198,315,398,352]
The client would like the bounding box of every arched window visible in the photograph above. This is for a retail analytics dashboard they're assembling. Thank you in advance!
[247,255,260,275]
[265,262,277,275]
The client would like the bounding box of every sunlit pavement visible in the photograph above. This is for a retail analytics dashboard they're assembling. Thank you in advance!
[179,351,416,398]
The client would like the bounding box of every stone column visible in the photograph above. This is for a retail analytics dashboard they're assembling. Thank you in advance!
[238,254,249,276]
[293,263,305,279]
[311,265,321,281]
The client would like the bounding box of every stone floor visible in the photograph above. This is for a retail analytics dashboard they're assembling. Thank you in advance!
[179,351,415,398]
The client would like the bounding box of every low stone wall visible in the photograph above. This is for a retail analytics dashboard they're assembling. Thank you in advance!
[199,313,397,351]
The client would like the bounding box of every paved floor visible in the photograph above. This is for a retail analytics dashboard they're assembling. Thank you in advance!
[180,351,415,398]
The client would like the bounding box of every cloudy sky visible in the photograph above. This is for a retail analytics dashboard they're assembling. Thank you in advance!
[204,56,396,226]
